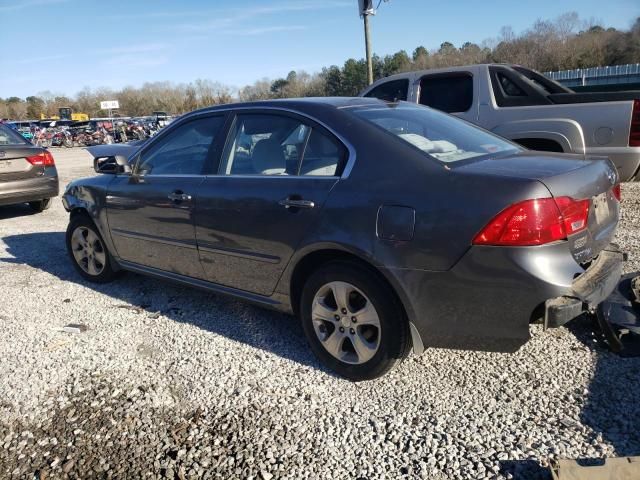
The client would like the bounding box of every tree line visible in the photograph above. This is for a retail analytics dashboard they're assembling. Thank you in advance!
[2,12,639,120]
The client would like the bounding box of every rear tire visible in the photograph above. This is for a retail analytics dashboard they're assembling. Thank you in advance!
[300,261,410,381]
[28,198,52,212]
[66,214,118,283]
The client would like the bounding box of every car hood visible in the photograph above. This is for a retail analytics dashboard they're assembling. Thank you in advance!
[85,142,143,161]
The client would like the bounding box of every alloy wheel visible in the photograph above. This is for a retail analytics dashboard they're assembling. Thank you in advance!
[70,226,106,276]
[311,281,381,365]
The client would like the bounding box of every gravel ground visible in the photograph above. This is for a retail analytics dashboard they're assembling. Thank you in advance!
[1,148,639,479]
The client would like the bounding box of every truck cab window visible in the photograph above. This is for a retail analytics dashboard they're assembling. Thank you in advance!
[419,74,473,113]
[364,79,409,102]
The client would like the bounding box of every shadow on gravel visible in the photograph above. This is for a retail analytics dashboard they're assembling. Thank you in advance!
[0,204,39,219]
[1,231,326,373]
[499,459,550,480]
[567,319,640,458]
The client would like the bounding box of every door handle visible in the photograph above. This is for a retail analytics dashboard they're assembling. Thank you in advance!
[168,191,192,202]
[278,197,315,209]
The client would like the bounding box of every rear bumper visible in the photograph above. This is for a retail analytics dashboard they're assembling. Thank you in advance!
[545,245,624,328]
[382,242,624,353]
[0,168,59,206]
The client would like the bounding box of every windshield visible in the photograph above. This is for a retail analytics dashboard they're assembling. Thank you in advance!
[0,124,29,146]
[347,102,520,163]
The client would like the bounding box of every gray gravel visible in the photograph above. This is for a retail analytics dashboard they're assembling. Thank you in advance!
[1,148,639,479]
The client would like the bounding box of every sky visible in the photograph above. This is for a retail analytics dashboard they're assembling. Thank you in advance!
[1,0,638,98]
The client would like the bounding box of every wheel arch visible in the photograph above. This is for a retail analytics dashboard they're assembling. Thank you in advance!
[512,137,565,153]
[491,118,585,154]
[285,246,424,355]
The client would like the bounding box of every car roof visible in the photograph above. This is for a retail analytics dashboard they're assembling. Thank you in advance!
[191,97,386,115]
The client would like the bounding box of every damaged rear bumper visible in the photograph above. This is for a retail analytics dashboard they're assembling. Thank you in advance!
[545,245,625,329]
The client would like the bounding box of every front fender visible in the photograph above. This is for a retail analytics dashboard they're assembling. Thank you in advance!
[492,118,585,154]
[62,177,117,259]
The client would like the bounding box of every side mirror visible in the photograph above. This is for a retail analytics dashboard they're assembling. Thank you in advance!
[94,155,132,174]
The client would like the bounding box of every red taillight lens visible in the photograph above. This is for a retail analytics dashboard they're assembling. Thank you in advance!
[473,196,590,246]
[26,151,55,167]
[630,99,640,147]
[555,196,590,235]
[612,184,621,202]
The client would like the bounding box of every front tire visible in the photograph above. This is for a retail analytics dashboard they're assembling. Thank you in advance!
[28,198,52,212]
[300,262,410,381]
[66,215,118,283]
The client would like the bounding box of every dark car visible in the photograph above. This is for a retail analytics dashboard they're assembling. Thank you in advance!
[62,98,624,380]
[0,123,59,212]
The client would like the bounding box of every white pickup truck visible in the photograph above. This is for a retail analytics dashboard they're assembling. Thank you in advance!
[360,64,640,181]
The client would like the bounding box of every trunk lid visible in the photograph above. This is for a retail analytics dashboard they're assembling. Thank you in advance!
[456,152,620,264]
[0,146,44,182]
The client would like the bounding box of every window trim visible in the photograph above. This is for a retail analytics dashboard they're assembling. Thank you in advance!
[417,71,474,114]
[215,109,350,179]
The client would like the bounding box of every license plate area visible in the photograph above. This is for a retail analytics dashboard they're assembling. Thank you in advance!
[0,158,31,174]
[592,192,611,226]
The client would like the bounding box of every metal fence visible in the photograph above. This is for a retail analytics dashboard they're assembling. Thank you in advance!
[544,64,640,87]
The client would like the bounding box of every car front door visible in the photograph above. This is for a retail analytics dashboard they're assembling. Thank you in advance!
[194,111,348,296]
[106,114,226,279]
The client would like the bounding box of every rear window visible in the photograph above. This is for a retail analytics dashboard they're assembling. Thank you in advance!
[0,124,29,146]
[419,74,473,113]
[347,102,519,163]
[364,79,409,102]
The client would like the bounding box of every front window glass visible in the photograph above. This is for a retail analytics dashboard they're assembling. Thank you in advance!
[348,102,520,163]
[137,116,224,175]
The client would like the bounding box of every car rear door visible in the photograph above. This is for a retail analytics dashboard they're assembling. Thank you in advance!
[194,110,348,296]
[417,70,479,123]
[105,113,226,279]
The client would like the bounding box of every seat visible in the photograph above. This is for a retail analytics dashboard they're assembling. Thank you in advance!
[252,138,286,175]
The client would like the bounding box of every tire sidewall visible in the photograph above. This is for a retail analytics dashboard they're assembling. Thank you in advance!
[300,262,408,381]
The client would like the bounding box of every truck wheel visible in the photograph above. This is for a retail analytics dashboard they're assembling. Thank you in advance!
[300,261,410,381]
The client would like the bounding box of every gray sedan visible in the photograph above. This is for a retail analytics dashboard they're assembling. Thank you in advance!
[62,98,623,380]
[0,124,59,212]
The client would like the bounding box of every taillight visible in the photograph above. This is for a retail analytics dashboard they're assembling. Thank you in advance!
[473,196,590,246]
[555,197,590,235]
[26,151,55,167]
[612,184,621,202]
[630,99,640,147]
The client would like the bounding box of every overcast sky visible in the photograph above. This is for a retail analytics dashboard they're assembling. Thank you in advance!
[1,0,638,98]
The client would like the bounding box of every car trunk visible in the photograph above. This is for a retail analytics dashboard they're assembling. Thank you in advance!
[0,146,44,182]
[456,152,620,264]
[549,90,640,104]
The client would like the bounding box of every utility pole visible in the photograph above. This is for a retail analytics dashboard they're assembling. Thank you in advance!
[359,0,376,85]
[363,12,373,85]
